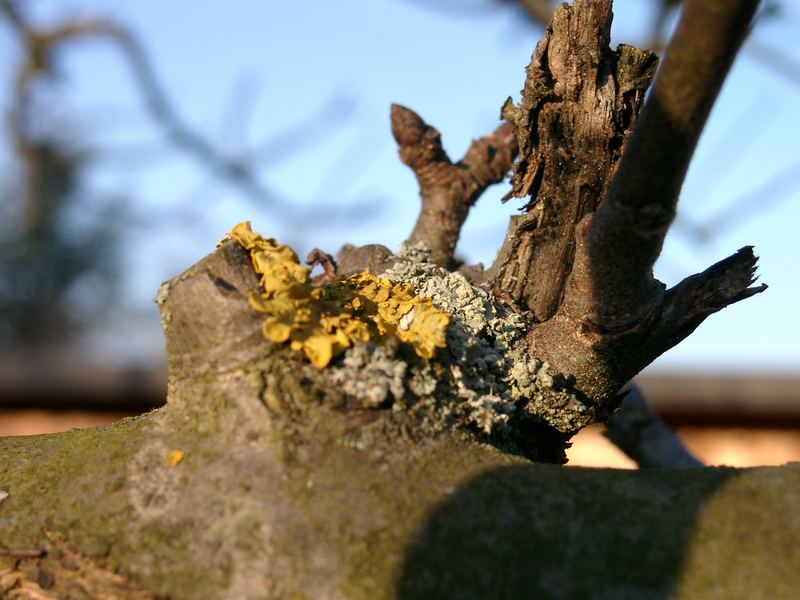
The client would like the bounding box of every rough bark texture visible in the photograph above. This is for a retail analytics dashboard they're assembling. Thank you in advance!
[1,243,798,599]
[483,0,764,405]
[486,0,658,321]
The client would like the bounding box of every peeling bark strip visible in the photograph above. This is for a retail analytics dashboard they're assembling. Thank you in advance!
[391,104,517,269]
[487,0,657,321]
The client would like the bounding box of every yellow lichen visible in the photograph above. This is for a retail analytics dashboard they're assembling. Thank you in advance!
[228,222,450,368]
[165,449,184,467]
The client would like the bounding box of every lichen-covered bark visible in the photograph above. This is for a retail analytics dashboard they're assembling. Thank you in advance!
[1,242,798,599]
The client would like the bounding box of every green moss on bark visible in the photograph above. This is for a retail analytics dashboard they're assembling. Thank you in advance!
[3,399,798,599]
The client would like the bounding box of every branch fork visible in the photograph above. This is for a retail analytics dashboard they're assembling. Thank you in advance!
[390,103,517,269]
[395,0,766,410]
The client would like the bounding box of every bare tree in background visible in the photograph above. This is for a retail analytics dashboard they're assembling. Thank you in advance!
[0,2,123,351]
[0,0,359,356]
[2,0,791,362]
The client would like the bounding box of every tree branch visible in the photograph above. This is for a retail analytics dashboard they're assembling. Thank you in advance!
[604,384,703,469]
[519,0,765,405]
[487,0,657,319]
[79,22,296,212]
[0,4,319,213]
[391,104,517,268]
[573,0,761,330]
[649,247,767,353]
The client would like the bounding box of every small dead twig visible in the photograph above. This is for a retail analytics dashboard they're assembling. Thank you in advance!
[306,248,338,285]
[0,1,354,216]
[0,548,46,559]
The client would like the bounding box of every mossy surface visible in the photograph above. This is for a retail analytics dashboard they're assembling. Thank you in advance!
[3,399,799,599]
[0,366,526,599]
[398,462,800,599]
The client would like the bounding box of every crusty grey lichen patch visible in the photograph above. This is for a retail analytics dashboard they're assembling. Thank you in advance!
[329,342,406,409]
[327,242,593,442]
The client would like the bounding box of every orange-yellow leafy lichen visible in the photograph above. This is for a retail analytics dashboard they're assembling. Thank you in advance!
[228,222,450,367]
[165,449,184,467]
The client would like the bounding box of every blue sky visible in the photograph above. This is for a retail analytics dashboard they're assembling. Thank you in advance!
[2,0,798,372]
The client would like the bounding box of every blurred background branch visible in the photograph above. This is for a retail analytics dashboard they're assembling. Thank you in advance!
[0,0,370,359]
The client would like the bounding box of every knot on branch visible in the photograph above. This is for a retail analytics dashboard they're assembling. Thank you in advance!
[390,104,449,168]
[390,104,517,269]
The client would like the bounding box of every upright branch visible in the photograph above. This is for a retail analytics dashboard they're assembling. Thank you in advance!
[391,104,517,269]
[467,0,769,410]
[487,0,658,321]
[573,0,763,330]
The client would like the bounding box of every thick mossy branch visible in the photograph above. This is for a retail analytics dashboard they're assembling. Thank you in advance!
[3,410,799,600]
[390,104,517,269]
[0,243,794,596]
[0,240,791,600]
[486,0,657,321]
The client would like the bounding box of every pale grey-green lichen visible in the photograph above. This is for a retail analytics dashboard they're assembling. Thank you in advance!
[329,342,406,409]
[328,242,593,438]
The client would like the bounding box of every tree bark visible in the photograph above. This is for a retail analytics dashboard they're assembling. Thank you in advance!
[391,104,517,270]
[486,0,658,321]
[1,243,797,599]
[485,0,764,405]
